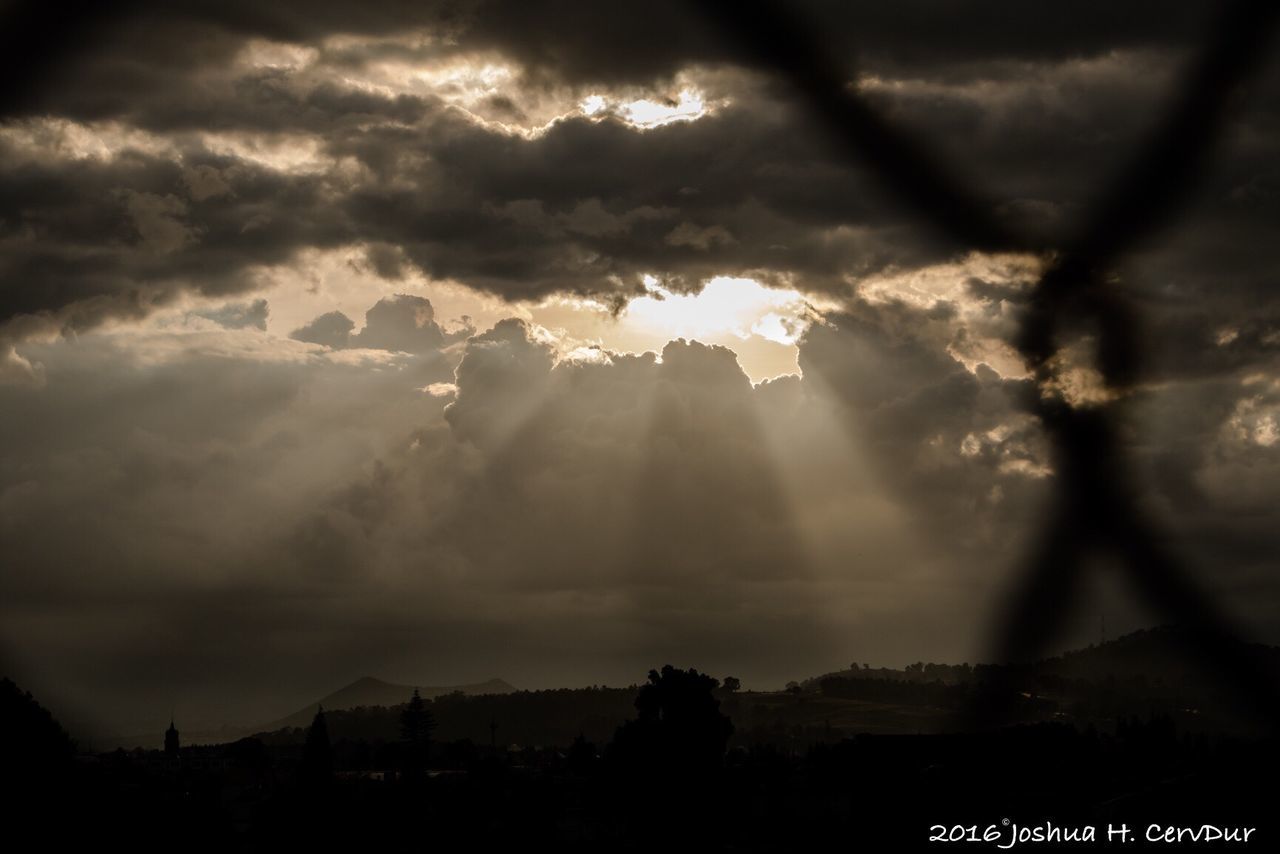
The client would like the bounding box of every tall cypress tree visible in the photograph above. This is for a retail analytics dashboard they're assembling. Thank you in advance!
[399,689,436,777]
[300,706,333,785]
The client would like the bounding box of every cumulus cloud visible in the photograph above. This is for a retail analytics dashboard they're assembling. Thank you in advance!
[290,294,472,356]
[291,310,355,348]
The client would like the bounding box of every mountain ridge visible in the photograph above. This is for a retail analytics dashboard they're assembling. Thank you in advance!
[261,676,516,732]
[801,625,1280,689]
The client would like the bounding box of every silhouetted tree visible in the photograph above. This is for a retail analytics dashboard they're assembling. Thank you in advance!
[400,688,436,744]
[609,665,734,777]
[722,676,741,693]
[399,688,436,778]
[299,706,333,784]
[2,678,74,771]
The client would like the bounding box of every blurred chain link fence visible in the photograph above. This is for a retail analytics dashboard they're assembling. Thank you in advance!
[696,0,1280,729]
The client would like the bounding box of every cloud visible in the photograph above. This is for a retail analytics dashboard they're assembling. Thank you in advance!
[354,294,447,352]
[665,221,734,250]
[5,0,1271,381]
[3,2,1221,124]
[5,280,1280,735]
[291,310,355,348]
[4,0,1280,740]
[0,342,45,387]
[191,298,269,330]
[0,299,1024,725]
[290,294,472,356]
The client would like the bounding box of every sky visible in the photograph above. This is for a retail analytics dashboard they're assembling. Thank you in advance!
[2,0,1280,739]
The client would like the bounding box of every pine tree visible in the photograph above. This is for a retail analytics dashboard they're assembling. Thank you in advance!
[300,706,333,784]
[399,688,436,778]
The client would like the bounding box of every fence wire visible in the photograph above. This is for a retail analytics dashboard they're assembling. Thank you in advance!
[695,0,1280,730]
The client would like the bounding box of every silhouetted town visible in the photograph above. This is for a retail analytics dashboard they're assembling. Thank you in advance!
[4,628,1277,851]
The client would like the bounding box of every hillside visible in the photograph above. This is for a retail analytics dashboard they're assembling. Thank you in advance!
[803,625,1280,690]
[262,676,515,731]
[256,685,642,747]
[1040,625,1280,686]
[206,627,1280,750]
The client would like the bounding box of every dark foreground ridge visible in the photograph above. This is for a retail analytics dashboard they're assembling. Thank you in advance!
[4,630,1277,851]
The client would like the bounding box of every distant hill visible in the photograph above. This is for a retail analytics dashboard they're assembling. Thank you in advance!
[263,676,515,732]
[1039,625,1280,687]
[109,627,1280,751]
[802,626,1280,692]
[256,685,642,748]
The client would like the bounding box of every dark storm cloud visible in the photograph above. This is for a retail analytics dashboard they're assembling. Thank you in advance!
[2,0,1221,118]
[0,63,1219,349]
[334,103,943,300]
[6,0,1274,374]
[455,0,1220,85]
[0,138,344,333]
[1,70,935,347]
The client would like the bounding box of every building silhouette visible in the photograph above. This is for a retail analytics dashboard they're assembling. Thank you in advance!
[164,717,180,756]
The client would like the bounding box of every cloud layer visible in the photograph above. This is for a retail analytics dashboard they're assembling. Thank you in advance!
[2,1,1280,738]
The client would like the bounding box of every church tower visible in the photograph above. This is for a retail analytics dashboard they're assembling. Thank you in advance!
[164,717,180,755]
